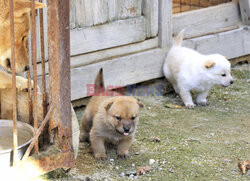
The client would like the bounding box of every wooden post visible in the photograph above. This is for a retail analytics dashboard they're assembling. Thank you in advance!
[239,0,250,25]
[158,0,172,50]
[47,0,72,150]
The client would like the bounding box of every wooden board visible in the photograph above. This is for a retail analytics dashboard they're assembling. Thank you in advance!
[142,0,159,38]
[183,26,250,59]
[70,49,165,100]
[70,16,147,56]
[239,0,250,25]
[159,0,172,49]
[70,0,142,28]
[173,2,241,38]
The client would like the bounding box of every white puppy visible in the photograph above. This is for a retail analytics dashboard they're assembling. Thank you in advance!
[163,30,234,108]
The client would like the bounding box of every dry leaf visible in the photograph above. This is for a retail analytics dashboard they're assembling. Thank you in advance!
[164,103,183,109]
[238,160,250,174]
[136,166,152,176]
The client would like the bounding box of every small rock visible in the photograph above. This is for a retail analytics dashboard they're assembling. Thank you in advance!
[129,174,134,179]
[149,159,155,165]
[120,172,125,178]
[135,152,140,155]
[210,133,215,137]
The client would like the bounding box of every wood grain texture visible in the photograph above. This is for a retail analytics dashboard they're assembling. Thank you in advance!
[142,0,159,38]
[70,49,165,100]
[239,0,250,25]
[70,16,147,56]
[72,0,142,28]
[183,26,250,59]
[173,2,241,38]
[158,0,172,49]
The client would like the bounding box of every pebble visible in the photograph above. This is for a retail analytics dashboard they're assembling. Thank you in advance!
[210,133,215,137]
[120,172,125,178]
[149,159,155,165]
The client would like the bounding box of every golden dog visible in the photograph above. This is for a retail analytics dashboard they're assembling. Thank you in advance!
[0,0,45,90]
[81,69,144,160]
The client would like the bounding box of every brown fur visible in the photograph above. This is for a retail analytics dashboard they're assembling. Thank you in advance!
[81,69,143,160]
[0,0,45,90]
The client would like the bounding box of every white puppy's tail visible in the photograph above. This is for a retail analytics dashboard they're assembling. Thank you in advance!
[174,29,185,46]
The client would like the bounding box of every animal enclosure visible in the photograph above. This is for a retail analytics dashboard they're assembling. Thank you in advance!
[0,0,78,178]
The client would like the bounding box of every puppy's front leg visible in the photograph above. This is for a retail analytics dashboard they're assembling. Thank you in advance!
[196,90,209,106]
[179,88,195,109]
[117,137,133,159]
[90,134,107,160]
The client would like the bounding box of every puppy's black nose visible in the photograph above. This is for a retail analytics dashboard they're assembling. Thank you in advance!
[6,58,11,68]
[24,66,30,71]
[230,80,234,84]
[123,127,130,133]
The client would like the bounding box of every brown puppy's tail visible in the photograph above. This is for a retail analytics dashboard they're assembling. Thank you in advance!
[94,68,105,92]
[174,29,185,46]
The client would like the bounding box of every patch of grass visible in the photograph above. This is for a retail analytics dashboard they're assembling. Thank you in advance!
[47,69,250,181]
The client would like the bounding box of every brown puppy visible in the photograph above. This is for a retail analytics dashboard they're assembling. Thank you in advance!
[81,69,143,160]
[0,0,45,90]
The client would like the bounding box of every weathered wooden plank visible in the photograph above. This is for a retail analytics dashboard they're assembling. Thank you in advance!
[183,26,250,59]
[142,0,159,38]
[115,0,142,20]
[72,0,142,28]
[70,16,147,56]
[239,0,250,25]
[70,49,165,100]
[74,0,108,28]
[173,2,241,38]
[36,38,158,75]
[159,0,172,49]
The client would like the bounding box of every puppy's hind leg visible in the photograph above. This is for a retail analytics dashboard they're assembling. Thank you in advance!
[196,90,209,106]
[80,112,92,142]
[179,88,195,109]
[117,137,133,159]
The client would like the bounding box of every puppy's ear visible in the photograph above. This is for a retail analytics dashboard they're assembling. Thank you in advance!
[14,1,46,18]
[105,101,113,111]
[136,99,144,108]
[137,102,144,108]
[204,60,216,69]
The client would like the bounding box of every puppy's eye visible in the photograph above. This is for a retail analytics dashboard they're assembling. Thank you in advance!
[115,116,121,121]
[221,74,226,77]
[131,116,136,120]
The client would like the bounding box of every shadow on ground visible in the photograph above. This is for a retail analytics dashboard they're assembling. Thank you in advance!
[45,68,250,181]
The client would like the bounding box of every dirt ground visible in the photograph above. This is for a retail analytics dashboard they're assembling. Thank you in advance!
[44,65,250,181]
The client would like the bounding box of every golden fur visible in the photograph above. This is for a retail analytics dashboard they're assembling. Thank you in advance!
[0,0,45,90]
[81,69,143,160]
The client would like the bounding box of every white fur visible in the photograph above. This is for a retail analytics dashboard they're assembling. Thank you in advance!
[163,30,234,108]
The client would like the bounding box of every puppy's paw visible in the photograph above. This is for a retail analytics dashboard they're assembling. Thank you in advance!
[185,104,195,109]
[118,153,130,159]
[94,153,107,161]
[16,76,29,91]
[16,77,40,92]
[197,101,209,106]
